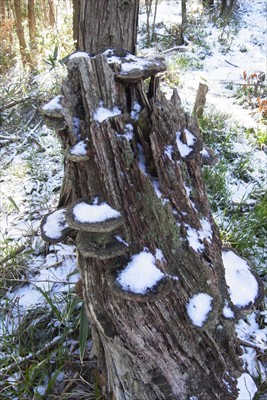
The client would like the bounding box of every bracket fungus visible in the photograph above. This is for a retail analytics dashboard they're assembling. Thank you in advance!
[65,198,124,232]
[106,250,178,302]
[40,208,71,244]
[41,95,66,131]
[103,48,167,83]
[77,231,128,260]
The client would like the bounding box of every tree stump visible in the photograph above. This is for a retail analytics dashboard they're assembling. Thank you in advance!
[40,49,264,399]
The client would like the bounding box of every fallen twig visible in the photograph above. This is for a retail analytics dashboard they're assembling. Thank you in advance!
[160,45,188,54]
[0,329,75,375]
[225,59,239,68]
[0,96,32,112]
[0,245,26,265]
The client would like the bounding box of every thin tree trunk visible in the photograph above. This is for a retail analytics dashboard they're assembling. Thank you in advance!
[220,0,227,15]
[28,0,36,45]
[151,0,158,42]
[13,0,33,67]
[72,0,80,44]
[145,0,152,46]
[41,0,48,28]
[48,0,55,27]
[181,0,187,27]
[0,0,6,21]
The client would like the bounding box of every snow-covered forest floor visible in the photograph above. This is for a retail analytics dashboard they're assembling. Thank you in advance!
[0,0,266,399]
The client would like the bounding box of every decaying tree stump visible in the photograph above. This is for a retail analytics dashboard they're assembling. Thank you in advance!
[193,82,209,118]
[40,49,264,400]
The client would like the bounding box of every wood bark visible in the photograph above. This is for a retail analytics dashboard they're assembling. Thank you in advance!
[77,0,139,54]
[41,1,257,399]
[13,0,33,67]
[193,83,209,118]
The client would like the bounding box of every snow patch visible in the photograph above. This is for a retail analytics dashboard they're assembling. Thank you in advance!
[187,293,213,327]
[69,51,89,60]
[42,95,63,112]
[131,102,141,120]
[236,373,258,400]
[186,220,212,252]
[176,129,197,157]
[73,202,121,223]
[69,141,87,156]
[164,145,174,160]
[186,226,204,252]
[223,301,235,319]
[116,250,165,294]
[222,250,258,308]
[93,101,121,122]
[43,209,69,240]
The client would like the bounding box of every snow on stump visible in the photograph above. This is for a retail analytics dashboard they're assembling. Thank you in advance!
[65,197,124,232]
[176,128,202,160]
[106,250,178,302]
[66,140,90,162]
[41,95,66,130]
[40,208,71,244]
[103,48,167,83]
[222,248,264,313]
[186,292,213,328]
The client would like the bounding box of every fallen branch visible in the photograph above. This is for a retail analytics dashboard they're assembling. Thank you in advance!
[0,329,75,375]
[225,59,239,68]
[160,45,188,54]
[0,245,26,265]
[0,96,32,112]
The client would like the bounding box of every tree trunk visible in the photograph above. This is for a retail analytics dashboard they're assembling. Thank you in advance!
[181,0,187,27]
[72,0,80,44]
[41,0,48,28]
[77,0,139,53]
[40,1,260,399]
[220,0,227,15]
[48,0,55,27]
[13,0,33,67]
[0,0,6,21]
[28,0,36,45]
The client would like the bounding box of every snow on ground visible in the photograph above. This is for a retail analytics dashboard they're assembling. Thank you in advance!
[177,0,266,128]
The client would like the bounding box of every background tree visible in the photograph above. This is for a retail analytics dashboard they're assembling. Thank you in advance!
[13,0,33,67]
[181,0,187,27]
[0,0,6,21]
[48,0,55,27]
[28,0,36,46]
[41,0,263,399]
